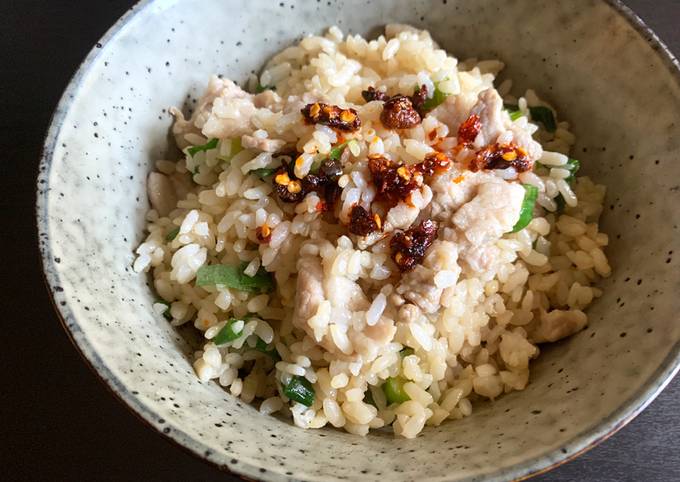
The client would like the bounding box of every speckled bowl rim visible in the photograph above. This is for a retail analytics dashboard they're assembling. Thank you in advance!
[36,1,680,480]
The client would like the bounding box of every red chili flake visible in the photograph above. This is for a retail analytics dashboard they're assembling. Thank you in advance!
[255,224,272,243]
[301,102,361,132]
[457,114,482,145]
[411,84,429,117]
[322,181,342,210]
[368,155,424,207]
[302,162,342,209]
[380,95,422,129]
[272,155,343,207]
[390,219,439,272]
[368,152,451,206]
[469,143,532,172]
[361,86,390,103]
[348,205,380,236]
[273,165,306,203]
[420,151,452,177]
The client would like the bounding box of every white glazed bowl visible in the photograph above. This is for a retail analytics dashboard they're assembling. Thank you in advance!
[38,0,680,480]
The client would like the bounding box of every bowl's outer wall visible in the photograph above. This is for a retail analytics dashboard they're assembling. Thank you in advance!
[37,0,680,481]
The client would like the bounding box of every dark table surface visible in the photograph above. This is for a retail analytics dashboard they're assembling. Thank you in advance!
[3,1,679,480]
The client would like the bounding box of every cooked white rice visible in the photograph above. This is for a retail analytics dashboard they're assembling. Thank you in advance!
[134,24,610,439]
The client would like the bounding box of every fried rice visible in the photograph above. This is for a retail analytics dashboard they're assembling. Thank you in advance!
[133,24,610,438]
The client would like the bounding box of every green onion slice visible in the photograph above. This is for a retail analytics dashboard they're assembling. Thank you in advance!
[563,157,580,183]
[309,139,358,175]
[187,138,219,157]
[156,300,172,320]
[511,184,539,233]
[419,79,450,112]
[165,226,180,241]
[250,167,277,179]
[195,264,274,293]
[328,139,359,163]
[502,103,523,121]
[255,337,281,361]
[383,376,410,404]
[552,158,580,213]
[283,375,315,407]
[529,106,557,132]
[213,318,245,345]
[255,84,276,93]
[364,388,377,407]
[217,138,243,163]
[508,110,524,121]
[329,142,348,162]
[399,347,415,357]
[502,104,524,121]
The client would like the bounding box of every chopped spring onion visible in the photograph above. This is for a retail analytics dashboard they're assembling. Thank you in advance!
[383,376,410,404]
[309,139,358,174]
[399,347,414,357]
[563,157,580,183]
[283,375,315,407]
[195,264,274,293]
[529,106,557,132]
[250,167,277,179]
[329,143,346,162]
[364,387,377,407]
[554,157,580,212]
[329,139,359,162]
[187,138,218,157]
[156,300,172,320]
[255,337,281,361]
[308,154,324,174]
[165,226,180,241]
[503,103,524,121]
[419,80,450,111]
[213,318,244,345]
[508,110,524,121]
[255,84,276,93]
[511,184,539,233]
[255,337,269,351]
[217,138,243,163]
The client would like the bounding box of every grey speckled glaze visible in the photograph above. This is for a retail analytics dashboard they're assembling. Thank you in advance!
[36,0,680,480]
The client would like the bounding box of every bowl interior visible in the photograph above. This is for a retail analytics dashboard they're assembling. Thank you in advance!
[38,0,680,480]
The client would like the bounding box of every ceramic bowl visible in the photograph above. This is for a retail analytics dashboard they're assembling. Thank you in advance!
[37,0,680,480]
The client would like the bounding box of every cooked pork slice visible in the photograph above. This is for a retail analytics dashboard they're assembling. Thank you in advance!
[241,134,286,153]
[508,122,543,161]
[430,169,513,222]
[292,257,326,330]
[201,78,258,139]
[452,181,525,246]
[350,316,397,360]
[147,172,177,217]
[253,89,283,109]
[430,92,480,135]
[396,241,459,314]
[469,89,505,147]
[324,275,369,312]
[397,265,442,314]
[169,171,194,202]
